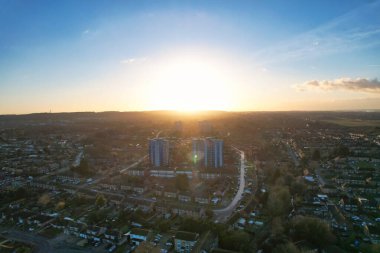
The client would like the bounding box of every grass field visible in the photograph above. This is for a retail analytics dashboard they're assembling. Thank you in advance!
[323,118,380,127]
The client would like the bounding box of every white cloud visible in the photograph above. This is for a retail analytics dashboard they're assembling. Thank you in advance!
[295,77,380,93]
[253,1,380,65]
[120,57,147,64]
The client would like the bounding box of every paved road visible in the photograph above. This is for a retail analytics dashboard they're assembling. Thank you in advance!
[39,150,83,180]
[285,141,300,167]
[214,147,246,222]
[315,168,326,186]
[1,229,52,253]
[119,155,148,174]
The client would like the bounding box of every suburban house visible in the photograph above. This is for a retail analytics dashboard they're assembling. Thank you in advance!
[174,231,199,253]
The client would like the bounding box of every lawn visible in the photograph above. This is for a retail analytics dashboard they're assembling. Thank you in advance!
[323,119,380,127]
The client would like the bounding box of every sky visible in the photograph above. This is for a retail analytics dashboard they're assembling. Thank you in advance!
[1,0,380,114]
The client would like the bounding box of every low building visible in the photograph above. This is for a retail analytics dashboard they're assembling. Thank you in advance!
[104,229,121,244]
[175,169,193,179]
[175,231,199,253]
[150,169,175,178]
[129,228,150,246]
[194,194,210,204]
[127,168,146,177]
[178,193,192,202]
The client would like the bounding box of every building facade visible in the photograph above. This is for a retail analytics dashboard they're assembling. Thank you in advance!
[149,138,169,167]
[192,138,223,168]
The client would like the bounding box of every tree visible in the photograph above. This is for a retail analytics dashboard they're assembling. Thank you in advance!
[71,158,93,176]
[291,216,335,248]
[273,242,300,253]
[179,218,211,234]
[331,145,349,157]
[266,186,291,217]
[312,149,321,161]
[15,246,32,253]
[157,220,170,232]
[175,174,189,191]
[290,180,306,196]
[95,194,106,207]
[205,208,214,220]
[87,209,108,224]
[219,231,253,252]
[14,187,28,200]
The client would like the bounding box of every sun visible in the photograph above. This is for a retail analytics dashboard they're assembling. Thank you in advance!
[147,55,233,111]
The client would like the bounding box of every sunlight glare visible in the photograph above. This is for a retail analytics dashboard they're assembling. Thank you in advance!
[147,55,233,111]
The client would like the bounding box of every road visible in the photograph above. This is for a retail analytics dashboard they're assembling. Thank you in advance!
[315,168,327,186]
[119,129,161,174]
[119,155,148,174]
[285,141,300,167]
[39,150,83,180]
[1,229,52,253]
[214,147,246,222]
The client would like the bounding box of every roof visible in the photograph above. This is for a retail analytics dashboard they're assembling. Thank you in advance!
[211,249,239,253]
[131,228,150,236]
[175,231,199,242]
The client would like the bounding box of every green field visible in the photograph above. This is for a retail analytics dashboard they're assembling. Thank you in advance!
[323,119,380,127]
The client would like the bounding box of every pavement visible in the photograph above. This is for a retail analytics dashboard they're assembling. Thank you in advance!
[1,229,52,253]
[285,141,300,167]
[214,147,246,222]
[119,155,148,174]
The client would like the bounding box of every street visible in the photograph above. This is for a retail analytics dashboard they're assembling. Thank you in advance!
[1,229,52,253]
[214,147,246,222]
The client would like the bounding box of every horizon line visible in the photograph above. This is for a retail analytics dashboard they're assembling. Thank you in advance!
[1,108,380,116]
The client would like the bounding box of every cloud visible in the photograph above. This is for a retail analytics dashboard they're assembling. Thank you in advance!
[295,77,380,93]
[120,57,147,64]
[254,1,380,65]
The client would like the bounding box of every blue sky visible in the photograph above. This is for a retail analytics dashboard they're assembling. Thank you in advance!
[1,0,380,113]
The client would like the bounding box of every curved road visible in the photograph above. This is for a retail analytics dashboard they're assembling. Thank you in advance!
[1,229,52,253]
[214,147,246,222]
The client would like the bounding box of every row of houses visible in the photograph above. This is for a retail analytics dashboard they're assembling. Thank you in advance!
[99,183,218,205]
[126,168,228,180]
[1,208,55,227]
[55,218,124,244]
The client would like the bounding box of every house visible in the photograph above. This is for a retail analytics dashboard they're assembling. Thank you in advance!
[104,229,121,244]
[200,172,221,180]
[194,193,209,204]
[121,185,132,191]
[154,189,163,197]
[360,198,379,212]
[164,189,178,199]
[64,219,83,236]
[174,231,199,253]
[99,184,118,191]
[129,228,150,246]
[86,225,105,242]
[133,185,146,194]
[365,225,380,244]
[127,168,146,177]
[236,218,246,229]
[31,214,55,227]
[17,211,34,225]
[175,169,193,179]
[178,193,192,202]
[150,169,175,178]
